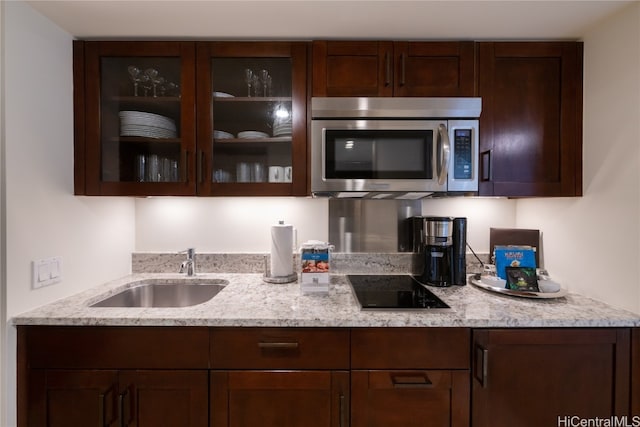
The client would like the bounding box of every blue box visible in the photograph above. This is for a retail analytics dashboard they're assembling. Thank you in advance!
[494,245,537,280]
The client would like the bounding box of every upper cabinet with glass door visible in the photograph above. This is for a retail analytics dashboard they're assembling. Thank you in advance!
[196,42,308,196]
[74,41,196,196]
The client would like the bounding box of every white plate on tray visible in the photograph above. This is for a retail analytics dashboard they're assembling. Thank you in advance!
[470,274,568,299]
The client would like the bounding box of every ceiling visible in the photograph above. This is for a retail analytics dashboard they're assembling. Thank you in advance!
[26,0,635,40]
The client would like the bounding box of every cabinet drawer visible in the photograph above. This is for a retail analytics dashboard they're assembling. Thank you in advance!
[351,370,469,427]
[351,328,470,369]
[20,326,210,369]
[210,328,350,369]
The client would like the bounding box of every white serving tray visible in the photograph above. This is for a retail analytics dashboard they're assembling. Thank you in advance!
[470,273,568,299]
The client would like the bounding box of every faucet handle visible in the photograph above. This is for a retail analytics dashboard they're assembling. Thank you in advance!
[180,248,195,257]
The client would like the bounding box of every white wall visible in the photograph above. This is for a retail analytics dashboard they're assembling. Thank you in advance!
[3,2,136,425]
[135,196,516,254]
[0,1,6,424]
[517,2,640,313]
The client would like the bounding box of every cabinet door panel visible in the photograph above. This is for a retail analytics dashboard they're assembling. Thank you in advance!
[119,371,208,427]
[472,329,630,427]
[28,370,118,427]
[211,371,349,427]
[78,41,197,196]
[312,41,393,97]
[351,370,469,427]
[197,42,309,196]
[478,42,582,196]
[394,42,475,97]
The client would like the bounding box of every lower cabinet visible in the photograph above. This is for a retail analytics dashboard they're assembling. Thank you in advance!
[28,369,208,427]
[351,370,469,427]
[472,328,631,427]
[18,326,211,427]
[211,371,349,427]
[351,328,471,427]
[18,325,637,427]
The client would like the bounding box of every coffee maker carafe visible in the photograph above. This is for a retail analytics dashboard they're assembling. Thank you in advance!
[412,216,467,287]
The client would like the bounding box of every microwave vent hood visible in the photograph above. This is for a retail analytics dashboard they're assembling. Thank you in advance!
[311,97,482,119]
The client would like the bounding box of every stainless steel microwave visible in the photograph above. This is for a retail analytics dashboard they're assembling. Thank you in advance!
[311,97,482,198]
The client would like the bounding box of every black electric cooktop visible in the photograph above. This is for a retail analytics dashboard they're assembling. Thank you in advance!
[347,275,450,310]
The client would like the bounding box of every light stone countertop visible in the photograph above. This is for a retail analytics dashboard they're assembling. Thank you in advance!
[11,273,640,328]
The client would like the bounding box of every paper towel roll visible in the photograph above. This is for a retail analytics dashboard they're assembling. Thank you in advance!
[270,222,294,277]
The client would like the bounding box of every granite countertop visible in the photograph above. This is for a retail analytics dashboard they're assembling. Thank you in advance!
[11,273,640,328]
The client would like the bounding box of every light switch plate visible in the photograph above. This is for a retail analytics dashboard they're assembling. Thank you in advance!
[32,257,62,289]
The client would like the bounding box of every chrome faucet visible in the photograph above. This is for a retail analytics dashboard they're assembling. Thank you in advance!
[179,248,196,276]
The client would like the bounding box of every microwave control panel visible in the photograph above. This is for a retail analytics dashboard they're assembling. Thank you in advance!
[453,129,473,180]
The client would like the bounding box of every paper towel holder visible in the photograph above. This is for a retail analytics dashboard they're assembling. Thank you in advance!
[263,254,298,284]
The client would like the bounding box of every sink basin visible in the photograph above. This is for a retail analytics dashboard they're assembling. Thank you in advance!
[90,279,227,308]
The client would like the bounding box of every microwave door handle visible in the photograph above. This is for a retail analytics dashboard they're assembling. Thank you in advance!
[437,124,451,185]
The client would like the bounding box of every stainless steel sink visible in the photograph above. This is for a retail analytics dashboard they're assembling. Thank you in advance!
[90,279,227,308]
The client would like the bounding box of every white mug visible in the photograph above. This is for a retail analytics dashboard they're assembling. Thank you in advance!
[284,166,293,183]
[268,166,284,182]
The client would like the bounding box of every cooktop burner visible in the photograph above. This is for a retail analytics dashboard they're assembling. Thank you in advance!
[347,275,450,310]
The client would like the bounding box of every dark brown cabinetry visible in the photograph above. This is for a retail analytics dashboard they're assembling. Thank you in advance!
[477,42,583,197]
[210,328,350,427]
[472,328,631,427]
[18,326,210,427]
[74,41,308,197]
[196,42,308,196]
[20,325,632,427]
[351,328,471,427]
[312,41,475,97]
[74,41,197,196]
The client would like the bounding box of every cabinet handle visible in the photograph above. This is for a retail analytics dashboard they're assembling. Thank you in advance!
[197,151,204,184]
[474,345,489,388]
[258,342,299,350]
[118,387,133,427]
[481,150,491,182]
[181,150,188,183]
[339,393,346,427]
[99,386,116,427]
[400,53,406,86]
[384,52,391,87]
[99,393,105,427]
[391,373,433,388]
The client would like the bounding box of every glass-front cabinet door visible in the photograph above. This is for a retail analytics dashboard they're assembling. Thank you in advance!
[196,42,308,196]
[79,41,196,195]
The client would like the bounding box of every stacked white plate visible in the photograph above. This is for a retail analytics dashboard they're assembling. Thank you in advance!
[214,130,234,139]
[273,118,292,137]
[238,130,269,139]
[213,91,234,98]
[119,111,177,139]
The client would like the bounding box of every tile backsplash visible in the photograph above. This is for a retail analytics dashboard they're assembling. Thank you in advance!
[132,252,489,275]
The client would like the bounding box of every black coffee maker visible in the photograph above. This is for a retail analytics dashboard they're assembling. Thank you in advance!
[411,216,467,287]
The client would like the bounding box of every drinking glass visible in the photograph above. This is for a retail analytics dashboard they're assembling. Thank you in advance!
[144,68,161,97]
[260,70,270,97]
[244,69,253,97]
[127,66,141,96]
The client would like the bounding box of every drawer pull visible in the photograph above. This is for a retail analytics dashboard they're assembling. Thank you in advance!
[391,373,433,388]
[474,345,489,388]
[258,342,299,350]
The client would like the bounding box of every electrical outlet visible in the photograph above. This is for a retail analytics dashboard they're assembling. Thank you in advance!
[32,257,62,289]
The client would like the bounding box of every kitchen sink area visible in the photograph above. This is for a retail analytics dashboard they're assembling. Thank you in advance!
[89,279,227,308]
